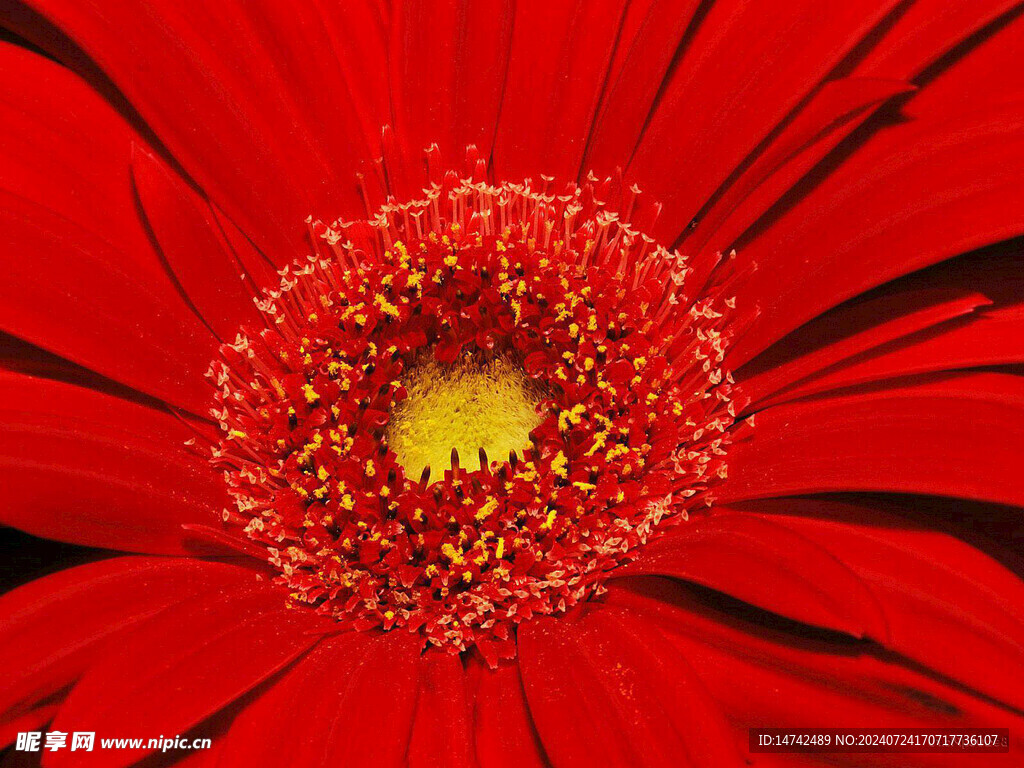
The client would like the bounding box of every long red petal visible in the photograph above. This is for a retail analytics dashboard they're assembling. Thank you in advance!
[779,305,1024,406]
[318,634,420,768]
[131,145,263,339]
[730,102,1024,366]
[737,286,989,409]
[628,0,901,243]
[472,658,547,768]
[731,497,1024,711]
[687,77,915,259]
[613,513,887,639]
[408,653,475,768]
[46,577,332,768]
[901,10,1024,121]
[0,558,259,718]
[518,608,742,767]
[723,372,1024,507]
[492,0,629,182]
[13,0,387,259]
[854,0,1023,80]
[390,0,513,176]
[606,578,1024,766]
[210,633,358,767]
[215,632,420,768]
[736,244,1024,408]
[0,43,217,413]
[0,372,226,553]
[585,0,702,177]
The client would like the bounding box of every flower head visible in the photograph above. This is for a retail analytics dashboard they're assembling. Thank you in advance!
[210,171,737,660]
[1,2,1024,767]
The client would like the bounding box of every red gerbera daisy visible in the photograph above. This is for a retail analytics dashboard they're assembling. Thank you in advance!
[1,1,1023,767]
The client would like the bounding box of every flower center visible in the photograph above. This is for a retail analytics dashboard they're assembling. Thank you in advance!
[209,169,738,665]
[386,355,544,477]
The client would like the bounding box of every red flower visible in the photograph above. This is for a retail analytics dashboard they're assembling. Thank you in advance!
[1,2,1023,767]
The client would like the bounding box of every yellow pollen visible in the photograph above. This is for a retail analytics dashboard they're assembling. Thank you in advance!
[550,450,569,478]
[441,542,466,565]
[540,508,558,530]
[302,384,320,403]
[558,403,586,432]
[475,498,498,521]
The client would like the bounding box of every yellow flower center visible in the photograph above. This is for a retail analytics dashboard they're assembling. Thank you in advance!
[386,355,545,477]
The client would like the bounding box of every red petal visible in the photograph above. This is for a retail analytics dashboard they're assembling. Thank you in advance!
[628,0,901,243]
[585,0,703,177]
[0,558,258,718]
[492,0,629,182]
[613,513,887,639]
[722,372,1024,507]
[737,285,989,409]
[737,246,1024,408]
[237,0,390,175]
[472,658,546,768]
[318,634,420,767]
[0,44,217,413]
[46,576,331,768]
[901,11,1024,120]
[0,372,226,553]
[687,77,915,260]
[211,633,362,767]
[13,0,387,259]
[783,305,1024,405]
[131,145,263,339]
[390,0,513,178]
[605,578,1024,766]
[0,334,136,395]
[734,496,1024,711]
[209,202,280,291]
[855,0,1022,80]
[730,101,1024,366]
[216,632,420,767]
[518,608,742,767]
[408,653,474,768]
